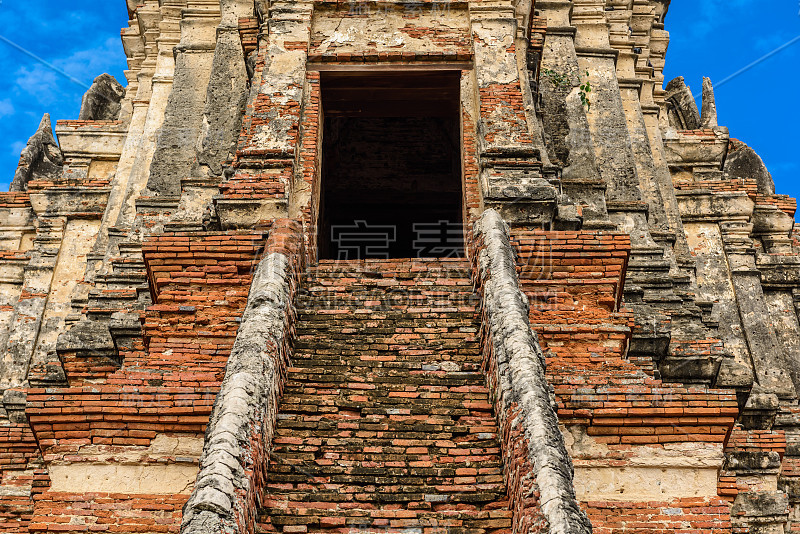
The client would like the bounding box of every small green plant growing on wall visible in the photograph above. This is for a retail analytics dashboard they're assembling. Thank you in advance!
[540,68,571,90]
[541,68,592,111]
[579,72,592,111]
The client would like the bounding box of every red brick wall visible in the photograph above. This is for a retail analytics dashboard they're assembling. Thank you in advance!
[0,411,38,532]
[29,493,186,533]
[298,72,321,264]
[512,230,737,441]
[511,229,739,533]
[25,231,270,532]
[238,17,259,57]
[478,81,532,146]
[586,499,733,534]
[461,82,481,227]
[0,192,31,208]
[720,426,786,503]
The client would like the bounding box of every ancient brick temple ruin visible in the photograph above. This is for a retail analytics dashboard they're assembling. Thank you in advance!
[1,0,799,532]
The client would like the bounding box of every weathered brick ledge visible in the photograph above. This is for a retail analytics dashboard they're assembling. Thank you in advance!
[472,209,591,534]
[182,220,303,534]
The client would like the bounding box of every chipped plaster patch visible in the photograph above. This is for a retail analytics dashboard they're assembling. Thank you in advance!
[574,466,721,501]
[49,464,199,495]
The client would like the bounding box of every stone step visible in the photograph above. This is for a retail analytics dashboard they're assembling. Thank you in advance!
[302,274,473,282]
[266,468,505,484]
[296,306,477,315]
[271,430,496,444]
[269,437,502,453]
[273,414,497,431]
[262,487,507,504]
[274,410,492,421]
[300,283,474,292]
[266,470,505,489]
[309,260,471,273]
[303,278,474,287]
[258,506,513,533]
[293,329,478,338]
[296,307,477,315]
[293,347,479,355]
[288,360,483,372]
[277,388,492,402]
[295,323,479,331]
[280,374,487,388]
[304,276,472,281]
[288,360,482,372]
[299,281,474,289]
[259,260,510,534]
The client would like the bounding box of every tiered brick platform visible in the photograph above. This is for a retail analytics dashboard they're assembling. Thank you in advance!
[258,259,512,533]
[512,230,738,533]
[25,232,268,532]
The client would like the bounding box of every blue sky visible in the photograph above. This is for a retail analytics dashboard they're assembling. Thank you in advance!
[663,1,800,220]
[0,1,128,189]
[0,1,797,221]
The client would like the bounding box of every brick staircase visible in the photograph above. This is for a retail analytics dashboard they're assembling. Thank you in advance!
[258,258,512,533]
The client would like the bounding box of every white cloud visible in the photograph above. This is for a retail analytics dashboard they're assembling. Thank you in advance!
[0,99,13,118]
[754,33,800,55]
[681,0,759,38]
[12,37,125,107]
[55,37,125,84]
[9,140,26,158]
[14,65,59,105]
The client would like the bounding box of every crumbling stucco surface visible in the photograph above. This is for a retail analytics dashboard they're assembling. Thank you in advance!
[311,3,469,56]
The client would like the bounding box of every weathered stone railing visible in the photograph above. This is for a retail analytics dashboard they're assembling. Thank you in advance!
[181,219,303,534]
[471,209,592,534]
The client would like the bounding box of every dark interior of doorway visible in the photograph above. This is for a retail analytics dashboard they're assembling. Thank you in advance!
[318,71,463,260]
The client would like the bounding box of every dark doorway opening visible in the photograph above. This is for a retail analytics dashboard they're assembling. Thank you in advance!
[318,71,463,260]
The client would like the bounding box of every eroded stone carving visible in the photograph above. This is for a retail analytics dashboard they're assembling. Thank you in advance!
[726,138,776,195]
[10,114,63,192]
[78,73,126,121]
